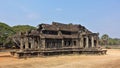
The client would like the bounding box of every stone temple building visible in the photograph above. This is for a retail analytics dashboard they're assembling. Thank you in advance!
[20,22,99,50]
[11,22,106,57]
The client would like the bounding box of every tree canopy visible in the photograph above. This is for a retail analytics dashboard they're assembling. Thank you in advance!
[12,25,36,33]
[0,22,36,47]
[0,22,15,44]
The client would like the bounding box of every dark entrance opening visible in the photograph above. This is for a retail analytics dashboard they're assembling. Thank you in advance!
[94,40,97,47]
[28,43,31,48]
[88,38,91,48]
[83,38,86,48]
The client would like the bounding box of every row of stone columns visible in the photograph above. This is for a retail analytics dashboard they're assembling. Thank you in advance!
[20,37,30,50]
[84,36,97,48]
[61,39,78,48]
[20,36,98,50]
[20,37,40,50]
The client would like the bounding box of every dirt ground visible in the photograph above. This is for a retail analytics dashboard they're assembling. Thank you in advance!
[0,49,120,68]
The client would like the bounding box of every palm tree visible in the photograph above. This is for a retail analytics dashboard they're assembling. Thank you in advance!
[101,34,109,47]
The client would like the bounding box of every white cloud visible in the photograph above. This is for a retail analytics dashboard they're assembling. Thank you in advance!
[26,13,40,20]
[19,6,40,20]
[19,6,28,12]
[56,8,63,11]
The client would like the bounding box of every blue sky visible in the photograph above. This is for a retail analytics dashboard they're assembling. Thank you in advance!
[0,0,120,38]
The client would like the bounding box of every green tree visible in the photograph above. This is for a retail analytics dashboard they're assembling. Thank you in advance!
[0,22,15,44]
[12,25,36,33]
[101,34,109,45]
[0,22,36,48]
[100,34,120,46]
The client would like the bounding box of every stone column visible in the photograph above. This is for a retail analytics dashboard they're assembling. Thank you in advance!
[34,41,37,49]
[42,39,45,49]
[58,31,62,36]
[20,38,23,50]
[91,36,94,47]
[86,36,89,48]
[76,39,79,48]
[25,37,29,49]
[31,37,35,49]
[71,40,73,48]
[80,38,83,48]
[37,37,40,49]
[62,39,64,48]
[96,37,99,47]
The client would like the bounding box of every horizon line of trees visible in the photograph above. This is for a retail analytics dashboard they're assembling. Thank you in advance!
[100,34,120,45]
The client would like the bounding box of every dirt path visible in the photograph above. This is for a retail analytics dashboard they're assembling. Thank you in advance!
[0,49,120,68]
